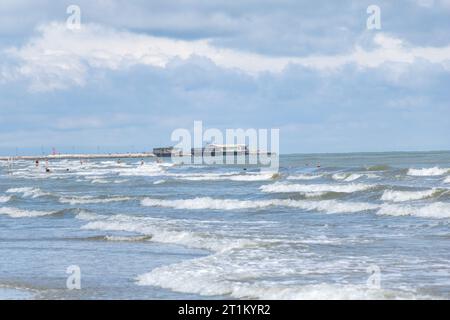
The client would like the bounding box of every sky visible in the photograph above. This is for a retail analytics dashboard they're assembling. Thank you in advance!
[0,0,450,154]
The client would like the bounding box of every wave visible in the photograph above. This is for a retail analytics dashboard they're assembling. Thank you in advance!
[407,167,450,176]
[153,180,166,185]
[381,189,444,202]
[6,187,49,199]
[287,173,323,180]
[0,196,11,203]
[364,165,390,171]
[90,178,109,184]
[136,266,417,299]
[444,176,450,184]
[141,197,378,214]
[82,235,153,242]
[0,207,56,218]
[377,202,450,219]
[260,182,373,194]
[332,173,378,182]
[136,245,421,299]
[113,179,129,184]
[59,196,132,205]
[78,213,253,252]
[118,163,166,177]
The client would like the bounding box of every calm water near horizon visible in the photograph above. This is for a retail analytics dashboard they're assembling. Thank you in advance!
[0,151,449,299]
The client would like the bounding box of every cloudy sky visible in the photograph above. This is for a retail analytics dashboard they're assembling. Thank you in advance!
[1,0,450,154]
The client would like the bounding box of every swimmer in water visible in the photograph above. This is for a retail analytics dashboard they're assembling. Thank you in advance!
[35,160,39,167]
[141,159,144,166]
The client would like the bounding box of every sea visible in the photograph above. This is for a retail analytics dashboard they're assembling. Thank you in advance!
[0,151,449,300]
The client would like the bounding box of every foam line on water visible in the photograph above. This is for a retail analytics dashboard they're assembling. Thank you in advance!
[6,187,50,199]
[0,196,11,203]
[381,189,444,202]
[377,202,450,219]
[0,207,56,218]
[141,197,379,213]
[135,250,423,299]
[260,182,374,194]
[59,195,132,205]
[407,167,450,176]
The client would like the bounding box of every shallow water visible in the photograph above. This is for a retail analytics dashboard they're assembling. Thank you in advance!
[0,152,449,299]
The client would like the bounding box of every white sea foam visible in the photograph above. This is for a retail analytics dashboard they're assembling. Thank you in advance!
[0,196,11,203]
[79,213,252,252]
[153,180,166,185]
[90,178,109,184]
[377,202,450,219]
[0,207,55,218]
[444,176,450,184]
[332,173,378,182]
[118,163,166,177]
[287,173,323,180]
[381,189,441,202]
[260,182,373,194]
[59,196,132,205]
[6,187,49,198]
[104,235,152,242]
[136,251,419,299]
[137,269,414,299]
[141,197,378,214]
[407,167,450,176]
[113,179,129,184]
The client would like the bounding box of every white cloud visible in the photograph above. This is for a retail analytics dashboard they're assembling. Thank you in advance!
[3,22,450,91]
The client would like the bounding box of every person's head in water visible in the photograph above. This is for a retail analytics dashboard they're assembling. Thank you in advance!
[46,168,51,173]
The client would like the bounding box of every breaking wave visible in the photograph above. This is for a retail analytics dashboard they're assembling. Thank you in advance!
[0,207,56,218]
[407,167,450,176]
[59,195,132,205]
[82,235,153,242]
[141,197,378,214]
[381,189,444,202]
[332,173,378,182]
[260,182,374,194]
[287,173,323,180]
[78,213,254,252]
[137,265,417,299]
[118,163,167,177]
[0,196,11,203]
[377,202,450,219]
[6,187,50,199]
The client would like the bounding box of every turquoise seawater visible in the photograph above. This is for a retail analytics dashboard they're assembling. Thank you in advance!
[0,151,449,299]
